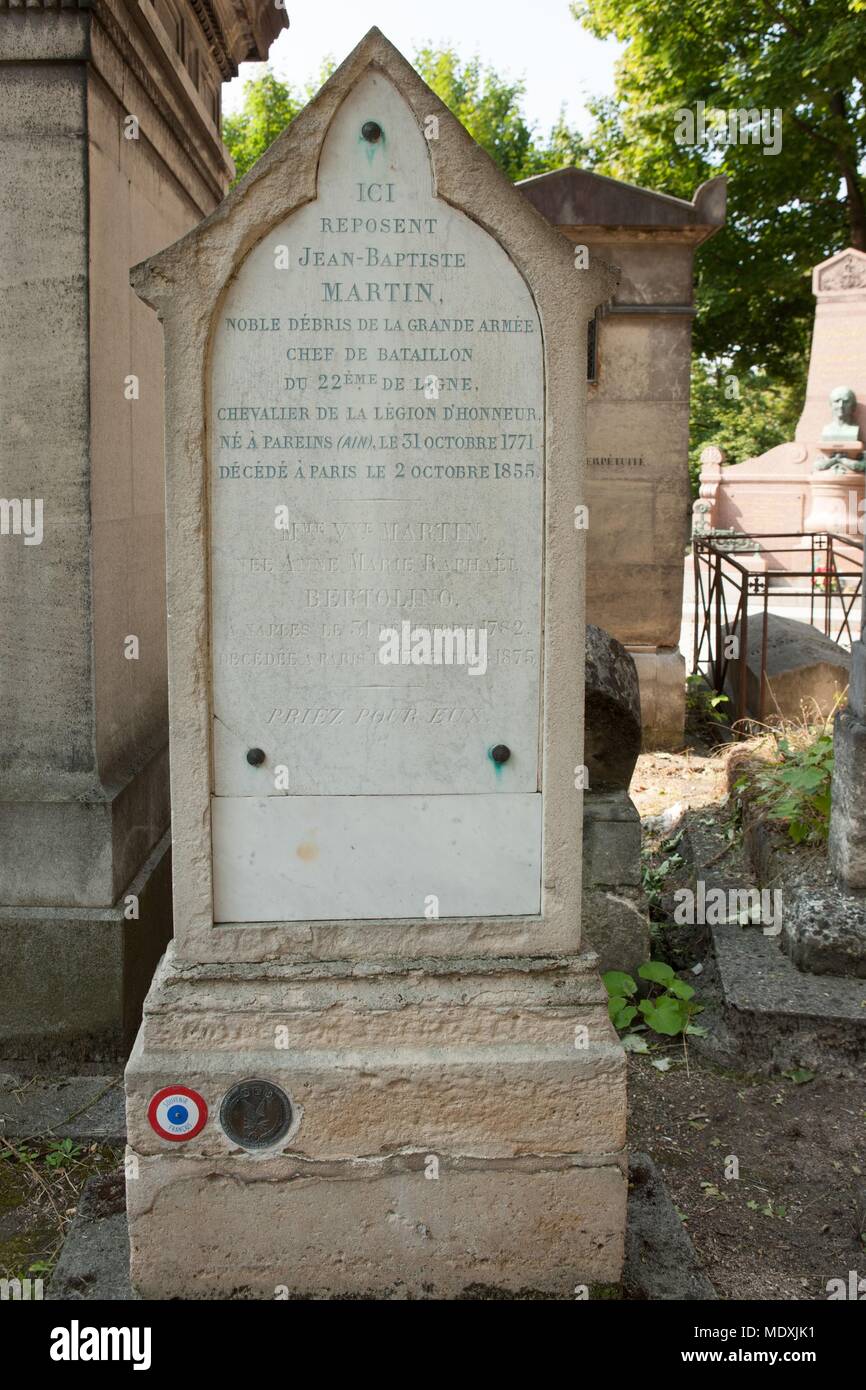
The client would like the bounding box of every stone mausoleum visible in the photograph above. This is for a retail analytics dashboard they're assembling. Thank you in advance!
[520,168,726,747]
[0,0,285,1060]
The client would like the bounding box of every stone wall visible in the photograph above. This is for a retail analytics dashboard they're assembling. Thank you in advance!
[0,0,285,1060]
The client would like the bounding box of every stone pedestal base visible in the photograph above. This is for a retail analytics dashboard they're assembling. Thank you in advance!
[125,944,627,1299]
[803,469,864,536]
[628,646,685,750]
[0,833,172,1064]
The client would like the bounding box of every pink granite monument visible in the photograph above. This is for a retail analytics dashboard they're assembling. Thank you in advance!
[697,247,866,568]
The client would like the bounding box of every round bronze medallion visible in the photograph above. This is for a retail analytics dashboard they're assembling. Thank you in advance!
[219,1080,293,1151]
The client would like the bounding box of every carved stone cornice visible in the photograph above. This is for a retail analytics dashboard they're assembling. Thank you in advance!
[205,0,287,73]
[813,247,866,299]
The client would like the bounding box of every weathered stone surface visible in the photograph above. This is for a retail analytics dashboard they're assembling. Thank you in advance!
[0,834,172,1063]
[624,1153,716,1301]
[48,1173,135,1303]
[583,788,649,978]
[781,885,866,978]
[585,625,642,789]
[49,1150,711,1302]
[583,789,642,884]
[709,919,866,1073]
[582,634,649,974]
[583,888,650,979]
[0,1,283,1052]
[126,944,626,1295]
[726,613,850,722]
[126,26,625,1299]
[125,946,626,1162]
[127,1154,626,1299]
[520,169,726,752]
[631,647,686,751]
[0,1074,125,1143]
[829,706,866,891]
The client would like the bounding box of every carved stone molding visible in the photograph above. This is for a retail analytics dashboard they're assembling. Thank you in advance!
[813,247,866,297]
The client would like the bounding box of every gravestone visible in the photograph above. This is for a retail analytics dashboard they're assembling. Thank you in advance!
[583,626,649,977]
[725,614,850,722]
[124,29,626,1298]
[796,249,866,449]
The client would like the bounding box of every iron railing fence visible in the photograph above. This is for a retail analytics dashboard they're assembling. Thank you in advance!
[692,532,863,728]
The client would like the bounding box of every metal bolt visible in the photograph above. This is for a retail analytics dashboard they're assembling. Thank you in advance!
[246,747,266,766]
[361,120,382,143]
[490,744,511,764]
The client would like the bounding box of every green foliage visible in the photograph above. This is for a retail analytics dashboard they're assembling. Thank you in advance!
[223,50,586,186]
[685,674,730,733]
[222,70,307,182]
[44,1139,83,1169]
[603,960,703,1042]
[737,731,835,844]
[641,833,684,912]
[7,1144,38,1165]
[572,0,866,382]
[688,360,805,495]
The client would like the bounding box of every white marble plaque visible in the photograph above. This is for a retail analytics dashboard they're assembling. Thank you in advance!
[209,72,544,919]
[212,794,542,923]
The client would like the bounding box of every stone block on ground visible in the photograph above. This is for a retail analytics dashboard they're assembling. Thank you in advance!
[48,1172,135,1302]
[726,614,850,722]
[624,1153,716,1301]
[781,885,866,979]
[830,707,866,890]
[583,631,650,975]
[0,1072,125,1142]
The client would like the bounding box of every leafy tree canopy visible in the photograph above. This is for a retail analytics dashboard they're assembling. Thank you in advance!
[572,0,866,376]
[223,47,586,186]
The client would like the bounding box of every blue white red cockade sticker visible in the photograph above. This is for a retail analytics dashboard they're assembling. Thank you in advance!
[147,1086,208,1142]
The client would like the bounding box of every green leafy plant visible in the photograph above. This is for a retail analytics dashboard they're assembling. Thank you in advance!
[44,1138,83,1169]
[603,961,704,1043]
[686,674,730,732]
[738,731,835,845]
[641,831,684,917]
[8,1143,39,1165]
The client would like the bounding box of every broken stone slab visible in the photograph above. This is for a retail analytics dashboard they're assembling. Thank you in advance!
[585,624,642,790]
[47,1172,136,1302]
[583,629,649,975]
[781,886,866,978]
[0,1073,125,1143]
[709,920,866,1074]
[623,1153,716,1301]
[682,814,866,1075]
[725,613,850,722]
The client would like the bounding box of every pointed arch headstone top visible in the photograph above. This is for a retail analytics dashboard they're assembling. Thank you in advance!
[131,28,616,319]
